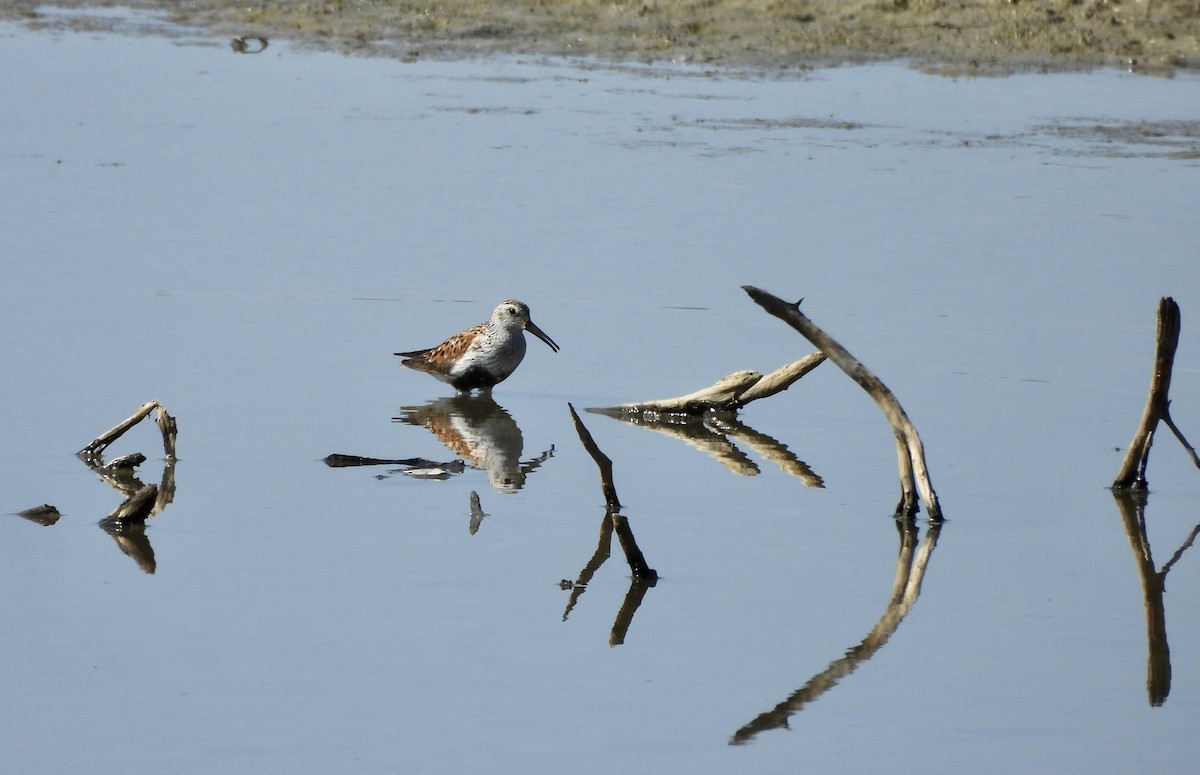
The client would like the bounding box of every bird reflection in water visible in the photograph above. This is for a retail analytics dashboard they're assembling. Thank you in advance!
[394,395,553,492]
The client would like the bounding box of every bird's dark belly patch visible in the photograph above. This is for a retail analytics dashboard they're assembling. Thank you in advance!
[450,366,499,392]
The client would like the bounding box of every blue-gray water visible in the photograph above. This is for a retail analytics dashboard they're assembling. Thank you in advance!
[1,11,1198,774]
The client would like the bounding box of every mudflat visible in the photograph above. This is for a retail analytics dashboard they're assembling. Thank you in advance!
[11,0,1200,73]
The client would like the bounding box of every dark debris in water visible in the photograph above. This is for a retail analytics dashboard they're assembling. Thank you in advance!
[15,504,62,527]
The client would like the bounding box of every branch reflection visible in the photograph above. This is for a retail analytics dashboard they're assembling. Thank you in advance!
[86,452,177,575]
[395,396,553,492]
[563,404,658,646]
[587,407,823,486]
[731,519,940,744]
[1113,490,1200,706]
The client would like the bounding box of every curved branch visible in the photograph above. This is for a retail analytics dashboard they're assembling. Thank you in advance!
[742,286,942,520]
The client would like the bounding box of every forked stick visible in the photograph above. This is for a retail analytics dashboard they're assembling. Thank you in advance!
[78,400,178,462]
[1113,297,1199,489]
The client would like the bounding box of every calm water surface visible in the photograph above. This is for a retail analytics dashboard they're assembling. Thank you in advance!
[1,11,1198,774]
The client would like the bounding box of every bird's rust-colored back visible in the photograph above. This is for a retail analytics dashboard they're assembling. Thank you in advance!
[397,322,486,377]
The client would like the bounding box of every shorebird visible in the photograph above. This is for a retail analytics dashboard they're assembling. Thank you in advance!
[395,300,559,394]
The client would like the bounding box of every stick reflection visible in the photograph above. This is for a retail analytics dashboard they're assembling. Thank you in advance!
[86,453,177,575]
[1112,490,1200,706]
[564,403,658,647]
[731,519,940,745]
[588,407,823,486]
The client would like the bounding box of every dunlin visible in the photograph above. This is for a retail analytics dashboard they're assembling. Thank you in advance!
[396,300,559,393]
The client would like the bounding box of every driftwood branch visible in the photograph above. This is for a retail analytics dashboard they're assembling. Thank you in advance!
[742,286,942,521]
[324,454,466,471]
[78,400,177,463]
[13,404,179,572]
[568,403,622,512]
[100,484,159,524]
[586,355,826,485]
[592,353,826,416]
[1113,298,1198,489]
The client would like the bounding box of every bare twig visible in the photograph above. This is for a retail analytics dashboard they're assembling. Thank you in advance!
[1161,410,1200,471]
[742,286,942,520]
[568,403,621,512]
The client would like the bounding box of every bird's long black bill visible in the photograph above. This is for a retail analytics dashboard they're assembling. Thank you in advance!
[526,320,560,353]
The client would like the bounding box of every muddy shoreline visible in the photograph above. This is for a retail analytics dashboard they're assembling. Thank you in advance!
[7,0,1200,75]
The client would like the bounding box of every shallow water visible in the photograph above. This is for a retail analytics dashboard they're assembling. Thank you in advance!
[1,12,1199,775]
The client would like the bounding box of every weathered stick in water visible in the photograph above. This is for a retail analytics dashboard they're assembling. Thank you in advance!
[568,403,621,512]
[100,483,160,525]
[79,400,177,462]
[568,403,656,580]
[591,353,826,416]
[1113,298,1199,489]
[742,285,942,521]
[156,405,178,461]
[323,453,463,470]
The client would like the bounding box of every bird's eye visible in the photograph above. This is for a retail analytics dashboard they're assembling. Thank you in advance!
[507,306,517,315]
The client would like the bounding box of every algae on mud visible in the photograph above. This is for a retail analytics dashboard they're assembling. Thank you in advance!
[8,0,1200,73]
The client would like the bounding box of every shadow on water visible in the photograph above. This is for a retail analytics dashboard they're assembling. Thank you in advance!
[731,518,942,745]
[1112,490,1200,707]
[392,395,554,492]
